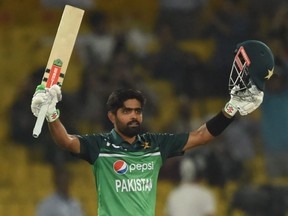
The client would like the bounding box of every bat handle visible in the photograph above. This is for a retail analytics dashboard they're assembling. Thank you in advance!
[33,104,49,138]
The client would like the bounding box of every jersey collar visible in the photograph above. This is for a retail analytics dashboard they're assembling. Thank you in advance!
[110,129,144,150]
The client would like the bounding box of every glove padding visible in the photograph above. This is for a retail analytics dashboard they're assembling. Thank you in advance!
[31,86,46,117]
[31,84,62,122]
[224,85,264,116]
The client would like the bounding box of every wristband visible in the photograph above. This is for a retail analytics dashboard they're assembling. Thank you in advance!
[46,109,60,122]
[206,111,235,136]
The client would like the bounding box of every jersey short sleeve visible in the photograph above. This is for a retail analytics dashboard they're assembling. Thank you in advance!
[142,132,189,162]
[74,134,101,164]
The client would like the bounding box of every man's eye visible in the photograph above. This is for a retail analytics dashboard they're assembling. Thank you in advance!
[122,108,132,114]
[123,109,130,114]
[135,109,142,114]
[122,108,142,114]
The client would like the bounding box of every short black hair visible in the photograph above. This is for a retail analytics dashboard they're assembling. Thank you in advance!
[106,89,146,114]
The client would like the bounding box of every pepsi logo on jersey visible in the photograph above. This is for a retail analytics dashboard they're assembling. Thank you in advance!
[113,160,128,174]
[113,160,155,175]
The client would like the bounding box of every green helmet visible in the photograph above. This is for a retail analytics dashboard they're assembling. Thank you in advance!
[229,40,275,92]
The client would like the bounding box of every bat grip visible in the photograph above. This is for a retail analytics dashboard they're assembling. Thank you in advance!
[33,104,49,138]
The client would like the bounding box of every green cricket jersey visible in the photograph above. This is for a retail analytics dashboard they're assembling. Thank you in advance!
[75,129,189,216]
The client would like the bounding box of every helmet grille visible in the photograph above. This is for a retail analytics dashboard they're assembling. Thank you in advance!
[229,46,253,95]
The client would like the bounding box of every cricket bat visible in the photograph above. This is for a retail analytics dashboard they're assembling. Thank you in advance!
[33,5,84,138]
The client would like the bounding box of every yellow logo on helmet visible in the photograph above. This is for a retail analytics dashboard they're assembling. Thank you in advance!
[265,68,274,80]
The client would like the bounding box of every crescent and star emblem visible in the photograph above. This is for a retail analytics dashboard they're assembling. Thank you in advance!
[142,142,151,149]
[265,68,274,80]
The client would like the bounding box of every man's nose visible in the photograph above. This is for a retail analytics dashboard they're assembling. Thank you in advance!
[130,110,138,118]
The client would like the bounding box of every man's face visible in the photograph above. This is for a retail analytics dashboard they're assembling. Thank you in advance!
[111,99,143,138]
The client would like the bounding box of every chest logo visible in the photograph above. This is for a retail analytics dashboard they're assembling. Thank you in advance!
[113,160,128,175]
[142,142,151,149]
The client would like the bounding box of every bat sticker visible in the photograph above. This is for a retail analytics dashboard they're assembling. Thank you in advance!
[46,59,63,87]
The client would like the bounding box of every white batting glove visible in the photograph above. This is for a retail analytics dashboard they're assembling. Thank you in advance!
[224,85,264,117]
[31,84,62,122]
[31,85,47,117]
[46,84,62,122]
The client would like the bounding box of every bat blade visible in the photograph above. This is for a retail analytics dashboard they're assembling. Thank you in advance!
[33,5,84,138]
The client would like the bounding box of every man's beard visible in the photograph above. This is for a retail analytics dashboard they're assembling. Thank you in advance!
[117,119,141,138]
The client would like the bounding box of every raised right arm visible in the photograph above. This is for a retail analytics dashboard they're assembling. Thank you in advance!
[48,119,80,154]
[31,84,80,154]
